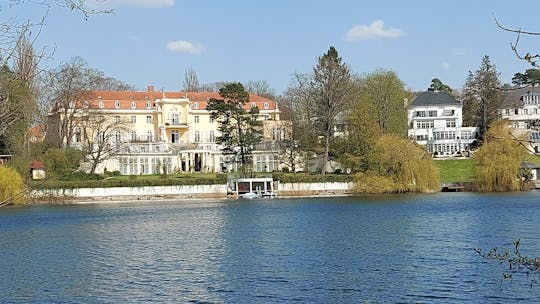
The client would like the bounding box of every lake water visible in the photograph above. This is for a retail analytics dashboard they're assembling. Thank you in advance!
[2,192,540,303]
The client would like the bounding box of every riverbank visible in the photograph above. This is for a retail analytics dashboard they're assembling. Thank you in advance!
[29,182,357,204]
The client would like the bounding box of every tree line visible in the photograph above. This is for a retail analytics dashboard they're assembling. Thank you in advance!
[0,0,536,195]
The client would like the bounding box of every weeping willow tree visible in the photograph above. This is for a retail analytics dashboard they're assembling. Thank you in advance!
[474,120,529,192]
[355,135,440,193]
[0,166,26,205]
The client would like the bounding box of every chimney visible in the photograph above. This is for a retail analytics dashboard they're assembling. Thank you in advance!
[147,85,154,92]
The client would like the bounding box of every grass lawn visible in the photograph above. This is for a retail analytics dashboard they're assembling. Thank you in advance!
[434,158,475,183]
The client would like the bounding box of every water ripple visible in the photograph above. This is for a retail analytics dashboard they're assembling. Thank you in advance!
[2,193,540,303]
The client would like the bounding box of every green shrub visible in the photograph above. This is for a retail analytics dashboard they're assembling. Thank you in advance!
[0,166,26,204]
[44,147,84,177]
[354,172,398,194]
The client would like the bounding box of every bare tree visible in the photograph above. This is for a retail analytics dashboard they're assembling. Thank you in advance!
[283,72,321,172]
[244,80,276,99]
[79,109,131,174]
[0,30,39,158]
[43,57,102,147]
[495,16,540,66]
[182,67,200,92]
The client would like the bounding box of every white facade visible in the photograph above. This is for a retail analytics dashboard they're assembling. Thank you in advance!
[407,91,478,156]
[499,86,540,153]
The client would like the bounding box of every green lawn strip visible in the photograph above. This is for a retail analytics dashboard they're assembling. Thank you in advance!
[434,159,474,183]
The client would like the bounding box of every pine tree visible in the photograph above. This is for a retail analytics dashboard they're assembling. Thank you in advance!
[207,83,263,176]
[461,55,504,139]
[311,46,353,174]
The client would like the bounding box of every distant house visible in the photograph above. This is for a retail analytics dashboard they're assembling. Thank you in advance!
[407,90,479,156]
[46,86,287,174]
[499,85,540,153]
[499,85,540,130]
[29,125,46,143]
[30,160,46,180]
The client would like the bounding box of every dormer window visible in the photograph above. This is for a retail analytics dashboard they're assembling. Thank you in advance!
[131,101,136,109]
[263,102,269,109]
[146,101,152,109]
[193,102,199,110]
[251,102,257,108]
[98,101,104,109]
[83,101,89,109]
[115,101,120,109]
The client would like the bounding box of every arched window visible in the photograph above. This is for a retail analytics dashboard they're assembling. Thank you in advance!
[146,101,152,109]
[194,130,201,142]
[98,101,104,109]
[131,101,136,109]
[263,102,269,109]
[193,102,199,109]
[209,130,215,142]
[251,102,257,108]
[115,100,120,109]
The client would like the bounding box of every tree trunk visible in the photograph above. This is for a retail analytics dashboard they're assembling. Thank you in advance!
[321,127,330,175]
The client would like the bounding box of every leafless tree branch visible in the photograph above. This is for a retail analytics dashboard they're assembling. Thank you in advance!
[494,14,540,66]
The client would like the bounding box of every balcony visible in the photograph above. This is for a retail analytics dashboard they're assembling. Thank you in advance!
[163,121,188,128]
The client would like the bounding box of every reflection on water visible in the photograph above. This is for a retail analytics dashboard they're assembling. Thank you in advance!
[2,193,540,303]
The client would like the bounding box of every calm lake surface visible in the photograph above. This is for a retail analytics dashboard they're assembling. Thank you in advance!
[2,192,540,303]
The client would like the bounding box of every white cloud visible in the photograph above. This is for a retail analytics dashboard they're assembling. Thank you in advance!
[344,20,405,42]
[89,0,174,9]
[166,40,205,54]
[441,61,450,70]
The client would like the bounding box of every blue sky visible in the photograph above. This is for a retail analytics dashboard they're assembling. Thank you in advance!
[4,0,540,93]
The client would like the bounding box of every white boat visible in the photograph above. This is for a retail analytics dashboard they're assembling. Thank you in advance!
[233,177,278,199]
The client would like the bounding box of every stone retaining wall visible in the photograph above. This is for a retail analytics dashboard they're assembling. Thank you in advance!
[30,182,356,202]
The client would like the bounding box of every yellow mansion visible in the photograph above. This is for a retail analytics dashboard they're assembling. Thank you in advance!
[57,86,285,174]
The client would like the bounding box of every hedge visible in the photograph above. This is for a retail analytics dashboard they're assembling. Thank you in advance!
[30,173,352,190]
[31,175,228,190]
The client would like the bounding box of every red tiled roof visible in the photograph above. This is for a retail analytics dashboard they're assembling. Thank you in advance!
[30,160,45,169]
[30,125,46,138]
[87,90,277,111]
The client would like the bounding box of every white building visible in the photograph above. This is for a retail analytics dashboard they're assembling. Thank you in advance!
[499,86,540,153]
[407,90,478,156]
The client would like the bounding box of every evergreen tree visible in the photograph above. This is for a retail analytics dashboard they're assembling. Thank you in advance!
[429,78,453,95]
[207,83,263,176]
[512,68,540,96]
[311,46,353,174]
[461,55,504,139]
